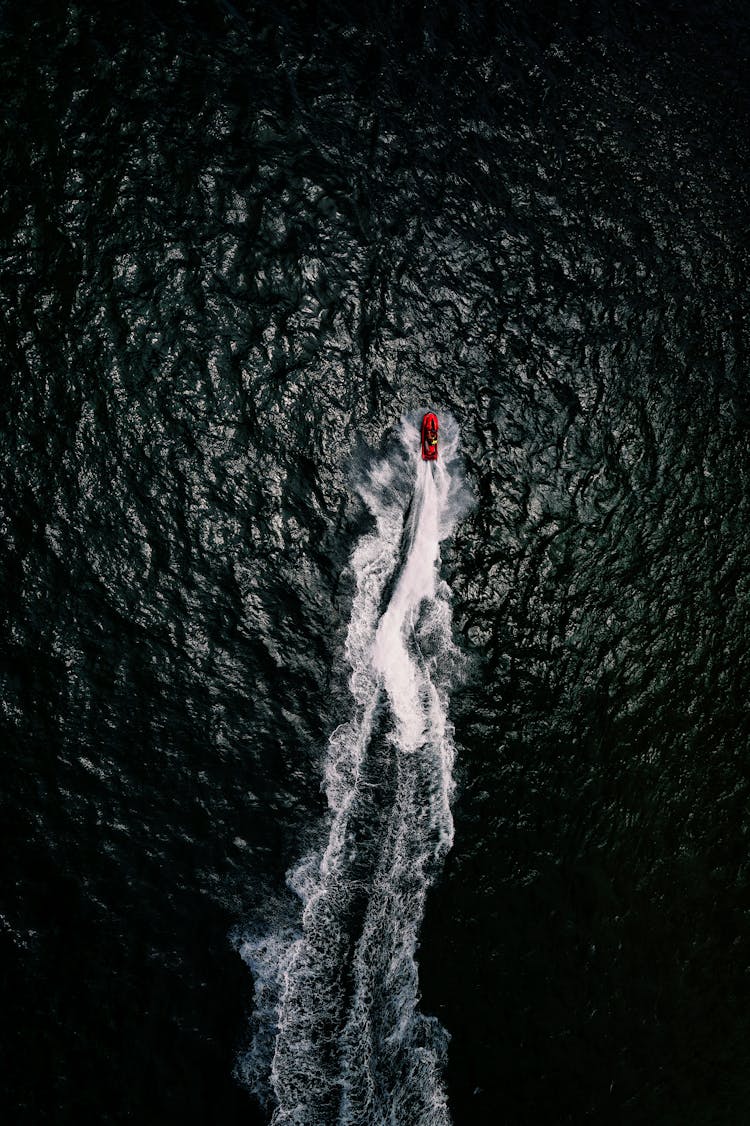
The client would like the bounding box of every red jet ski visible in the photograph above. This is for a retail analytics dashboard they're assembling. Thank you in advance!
[421,412,439,460]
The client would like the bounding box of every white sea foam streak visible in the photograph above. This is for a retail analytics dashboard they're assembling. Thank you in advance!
[239,416,466,1125]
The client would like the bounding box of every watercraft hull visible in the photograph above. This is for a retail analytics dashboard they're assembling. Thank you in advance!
[421,412,439,460]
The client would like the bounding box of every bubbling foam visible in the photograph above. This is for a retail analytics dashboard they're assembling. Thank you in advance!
[237,414,468,1125]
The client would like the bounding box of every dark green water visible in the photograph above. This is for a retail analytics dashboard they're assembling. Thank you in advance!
[2,2,749,1123]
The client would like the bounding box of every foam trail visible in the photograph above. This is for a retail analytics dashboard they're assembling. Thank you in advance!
[339,437,459,1126]
[238,415,467,1125]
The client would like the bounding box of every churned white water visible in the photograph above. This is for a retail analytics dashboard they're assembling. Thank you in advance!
[238,415,467,1125]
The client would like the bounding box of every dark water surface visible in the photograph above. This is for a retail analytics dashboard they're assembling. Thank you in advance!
[2,2,750,1123]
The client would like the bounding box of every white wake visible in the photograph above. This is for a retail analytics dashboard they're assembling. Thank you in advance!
[238,415,467,1125]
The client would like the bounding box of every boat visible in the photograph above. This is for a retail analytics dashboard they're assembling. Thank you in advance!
[421,412,439,460]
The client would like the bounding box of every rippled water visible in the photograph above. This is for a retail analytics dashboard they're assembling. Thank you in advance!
[3,3,750,1124]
